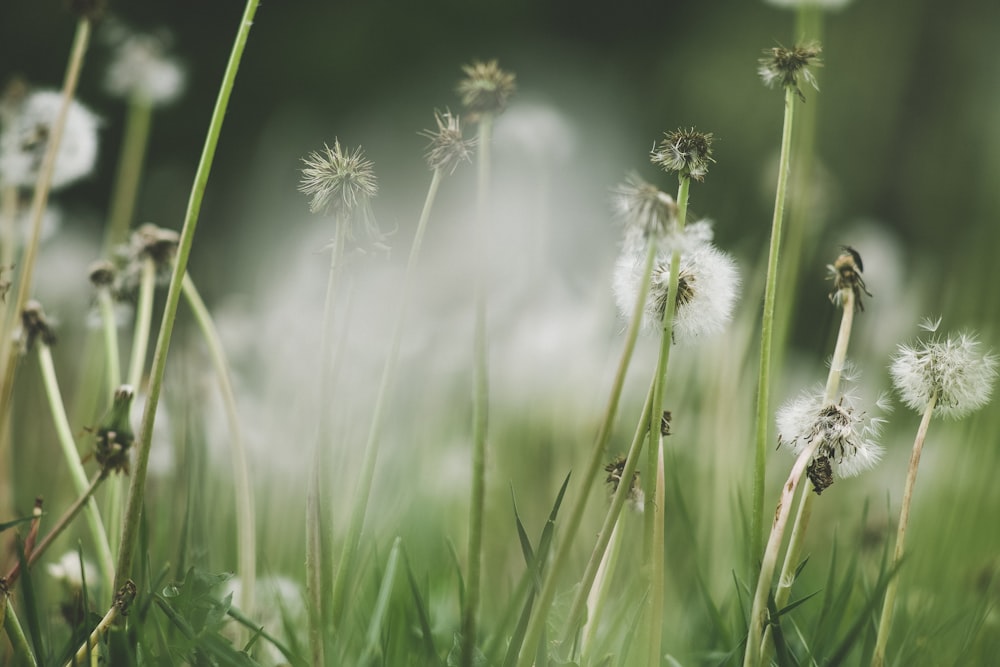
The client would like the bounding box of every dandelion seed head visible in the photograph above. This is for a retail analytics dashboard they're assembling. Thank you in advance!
[890,327,998,419]
[419,110,475,174]
[456,59,517,116]
[298,139,378,217]
[613,226,739,343]
[758,43,823,102]
[0,90,99,190]
[611,173,677,244]
[777,387,884,482]
[47,551,98,590]
[650,128,715,181]
[103,26,185,106]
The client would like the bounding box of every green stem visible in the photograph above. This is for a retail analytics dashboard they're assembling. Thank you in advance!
[751,85,798,566]
[462,112,494,667]
[0,18,91,435]
[743,433,824,667]
[518,240,659,667]
[360,536,403,664]
[36,343,114,589]
[4,597,39,667]
[871,394,937,667]
[330,169,445,633]
[103,97,153,254]
[181,274,256,618]
[126,258,156,389]
[581,516,624,656]
[97,287,122,397]
[114,0,261,592]
[760,289,855,661]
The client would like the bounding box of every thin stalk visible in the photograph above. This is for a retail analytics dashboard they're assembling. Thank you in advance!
[126,258,156,388]
[461,112,495,667]
[103,98,154,253]
[114,0,261,592]
[0,18,92,431]
[36,343,114,588]
[97,287,122,397]
[517,240,659,667]
[871,394,937,667]
[581,517,623,655]
[0,185,18,530]
[759,289,855,661]
[329,168,445,631]
[360,537,403,664]
[751,86,798,565]
[743,433,825,667]
[27,472,106,571]
[65,580,136,667]
[181,274,256,617]
[642,174,690,666]
[4,598,39,667]
[305,461,325,667]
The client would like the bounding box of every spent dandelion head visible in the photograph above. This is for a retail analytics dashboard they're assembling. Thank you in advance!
[605,456,644,512]
[456,59,517,117]
[94,385,136,476]
[650,128,715,182]
[19,300,58,352]
[113,223,179,295]
[0,89,99,190]
[612,173,678,245]
[758,43,823,102]
[420,110,476,174]
[828,245,872,311]
[613,224,740,342]
[777,386,885,494]
[890,321,998,419]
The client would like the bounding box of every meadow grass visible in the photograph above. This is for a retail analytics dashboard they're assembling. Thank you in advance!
[1,3,999,667]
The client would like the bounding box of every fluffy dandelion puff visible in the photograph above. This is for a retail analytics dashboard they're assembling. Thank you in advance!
[890,324,998,419]
[611,173,677,245]
[103,26,185,106]
[613,226,739,342]
[777,387,885,481]
[0,90,99,189]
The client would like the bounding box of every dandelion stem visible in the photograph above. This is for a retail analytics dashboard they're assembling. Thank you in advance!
[0,17,92,436]
[462,112,494,667]
[751,85,798,565]
[114,0,261,593]
[743,432,824,667]
[581,516,624,655]
[65,579,136,667]
[182,274,256,618]
[36,342,114,589]
[3,598,38,667]
[103,98,153,253]
[97,287,122,397]
[517,238,658,667]
[871,393,937,667]
[126,258,156,388]
[27,471,106,572]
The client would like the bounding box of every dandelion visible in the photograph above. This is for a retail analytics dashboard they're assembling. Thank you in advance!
[298,139,381,245]
[94,385,136,476]
[758,43,823,102]
[0,89,99,190]
[420,110,475,174]
[613,225,740,342]
[103,24,185,106]
[650,127,715,181]
[776,387,885,492]
[114,223,180,294]
[19,300,57,352]
[611,173,678,244]
[456,59,517,116]
[890,319,998,419]
[828,245,872,311]
[605,455,644,512]
[46,551,99,591]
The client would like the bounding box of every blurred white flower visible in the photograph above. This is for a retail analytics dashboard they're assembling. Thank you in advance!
[47,551,98,590]
[494,101,576,164]
[103,28,185,106]
[0,90,99,190]
[890,320,998,419]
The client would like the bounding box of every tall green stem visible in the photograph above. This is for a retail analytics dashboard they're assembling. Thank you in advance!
[97,287,122,397]
[751,86,798,565]
[113,0,261,592]
[461,113,494,667]
[871,394,937,667]
[36,343,114,590]
[103,98,154,253]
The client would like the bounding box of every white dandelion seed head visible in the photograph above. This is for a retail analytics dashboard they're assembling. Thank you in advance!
[613,225,739,343]
[776,387,884,479]
[104,28,185,106]
[46,551,98,589]
[0,90,99,190]
[611,173,677,245]
[890,327,998,419]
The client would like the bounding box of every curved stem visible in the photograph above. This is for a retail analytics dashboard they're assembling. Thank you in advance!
[751,85,798,565]
[871,395,937,667]
[114,0,261,593]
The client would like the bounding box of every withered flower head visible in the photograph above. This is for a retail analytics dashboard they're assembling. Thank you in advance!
[114,223,180,295]
[650,128,715,181]
[827,245,872,311]
[88,259,116,288]
[612,173,678,243]
[758,43,823,102]
[20,300,57,352]
[298,139,378,217]
[604,456,644,511]
[94,385,136,476]
[420,110,476,174]
[456,60,517,117]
